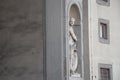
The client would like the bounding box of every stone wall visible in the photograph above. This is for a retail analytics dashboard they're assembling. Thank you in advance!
[89,0,120,80]
[0,0,44,80]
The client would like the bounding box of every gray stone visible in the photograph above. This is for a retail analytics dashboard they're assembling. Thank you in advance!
[0,0,44,80]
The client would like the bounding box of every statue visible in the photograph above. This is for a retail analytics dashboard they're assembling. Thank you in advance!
[69,17,78,75]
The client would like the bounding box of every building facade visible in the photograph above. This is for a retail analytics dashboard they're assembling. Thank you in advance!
[89,0,120,80]
[0,0,120,80]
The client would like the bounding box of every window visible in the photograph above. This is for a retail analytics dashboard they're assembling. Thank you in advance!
[102,0,108,2]
[98,18,110,44]
[97,0,110,6]
[100,68,110,80]
[100,23,107,39]
[98,64,113,80]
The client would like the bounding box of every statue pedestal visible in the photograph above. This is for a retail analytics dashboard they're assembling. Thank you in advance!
[70,73,82,80]
[70,77,82,80]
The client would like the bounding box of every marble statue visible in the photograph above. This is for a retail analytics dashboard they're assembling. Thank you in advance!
[69,17,78,75]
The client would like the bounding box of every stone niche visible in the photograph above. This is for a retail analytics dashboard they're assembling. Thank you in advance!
[68,3,83,80]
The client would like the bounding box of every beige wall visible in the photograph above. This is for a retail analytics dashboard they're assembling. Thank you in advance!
[88,0,120,80]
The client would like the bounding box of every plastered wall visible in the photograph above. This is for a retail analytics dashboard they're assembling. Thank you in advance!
[0,0,44,80]
[89,0,120,80]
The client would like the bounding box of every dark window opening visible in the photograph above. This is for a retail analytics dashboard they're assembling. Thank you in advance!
[100,23,108,39]
[100,68,110,80]
[102,0,108,2]
[96,0,110,6]
[98,18,110,44]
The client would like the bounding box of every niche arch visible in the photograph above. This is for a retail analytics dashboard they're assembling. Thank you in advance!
[65,2,84,80]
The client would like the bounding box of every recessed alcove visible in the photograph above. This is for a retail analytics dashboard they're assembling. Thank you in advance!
[69,4,82,78]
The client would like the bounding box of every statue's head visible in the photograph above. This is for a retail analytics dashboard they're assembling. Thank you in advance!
[69,17,75,26]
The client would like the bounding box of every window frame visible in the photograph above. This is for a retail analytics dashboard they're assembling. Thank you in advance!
[98,63,113,80]
[98,18,110,44]
[96,0,110,6]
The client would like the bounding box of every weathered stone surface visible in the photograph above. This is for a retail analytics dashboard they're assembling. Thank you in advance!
[0,0,43,80]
